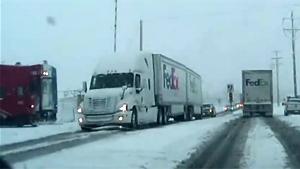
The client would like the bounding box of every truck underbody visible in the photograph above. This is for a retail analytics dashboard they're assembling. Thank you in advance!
[243,104,273,117]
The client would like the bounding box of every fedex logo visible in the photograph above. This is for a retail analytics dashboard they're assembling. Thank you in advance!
[163,64,179,90]
[245,79,268,86]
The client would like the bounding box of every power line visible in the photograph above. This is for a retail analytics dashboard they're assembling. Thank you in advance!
[114,0,118,53]
[140,20,143,51]
[283,11,300,97]
[272,50,282,106]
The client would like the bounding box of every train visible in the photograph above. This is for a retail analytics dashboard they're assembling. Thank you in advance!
[0,61,58,126]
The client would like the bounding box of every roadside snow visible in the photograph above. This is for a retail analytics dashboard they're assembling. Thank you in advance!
[274,106,300,131]
[57,96,78,123]
[240,118,290,169]
[14,111,241,169]
[0,122,80,146]
[0,96,80,146]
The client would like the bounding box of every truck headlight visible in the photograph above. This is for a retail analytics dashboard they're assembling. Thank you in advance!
[78,117,84,123]
[77,107,83,113]
[119,104,128,112]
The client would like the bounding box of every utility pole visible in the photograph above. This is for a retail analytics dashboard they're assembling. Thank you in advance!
[114,0,118,53]
[272,50,282,106]
[283,11,299,97]
[140,19,143,51]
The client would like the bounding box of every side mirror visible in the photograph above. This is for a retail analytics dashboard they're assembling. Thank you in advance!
[82,81,87,93]
[136,87,143,94]
[121,85,128,100]
[122,85,128,91]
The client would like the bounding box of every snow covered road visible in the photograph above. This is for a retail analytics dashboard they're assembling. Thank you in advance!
[241,118,290,169]
[2,109,300,169]
[179,114,300,169]
[12,112,241,169]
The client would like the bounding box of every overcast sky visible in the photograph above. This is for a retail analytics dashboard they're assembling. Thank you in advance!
[1,0,300,101]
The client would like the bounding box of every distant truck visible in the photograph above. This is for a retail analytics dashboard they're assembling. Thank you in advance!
[78,52,203,130]
[242,70,273,117]
[0,61,58,126]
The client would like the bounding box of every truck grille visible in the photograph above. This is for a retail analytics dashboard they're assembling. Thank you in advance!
[86,97,115,114]
[92,98,106,110]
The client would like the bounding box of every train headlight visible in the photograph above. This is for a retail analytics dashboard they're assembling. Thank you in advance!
[42,71,49,76]
[119,104,128,112]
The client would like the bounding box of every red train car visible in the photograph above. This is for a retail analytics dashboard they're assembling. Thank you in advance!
[0,61,57,126]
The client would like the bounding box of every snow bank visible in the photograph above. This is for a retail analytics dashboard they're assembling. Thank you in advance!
[0,96,80,146]
[57,96,78,123]
[0,122,80,146]
[14,112,242,169]
[274,106,300,131]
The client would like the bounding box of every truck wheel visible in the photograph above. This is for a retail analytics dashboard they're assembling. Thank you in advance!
[284,111,288,116]
[162,110,168,125]
[130,108,139,129]
[157,109,163,125]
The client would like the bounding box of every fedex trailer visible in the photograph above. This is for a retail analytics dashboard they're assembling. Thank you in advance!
[78,52,203,130]
[242,70,273,117]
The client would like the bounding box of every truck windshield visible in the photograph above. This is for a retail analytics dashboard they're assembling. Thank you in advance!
[202,104,212,108]
[90,73,134,90]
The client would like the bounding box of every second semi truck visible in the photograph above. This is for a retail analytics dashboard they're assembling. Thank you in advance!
[242,70,273,117]
[78,52,203,130]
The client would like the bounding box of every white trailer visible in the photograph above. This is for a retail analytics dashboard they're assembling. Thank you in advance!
[242,70,273,117]
[78,52,203,130]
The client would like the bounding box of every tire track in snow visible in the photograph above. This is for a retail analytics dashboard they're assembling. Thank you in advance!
[240,118,291,169]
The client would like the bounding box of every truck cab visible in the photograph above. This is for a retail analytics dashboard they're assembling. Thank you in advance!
[78,52,157,130]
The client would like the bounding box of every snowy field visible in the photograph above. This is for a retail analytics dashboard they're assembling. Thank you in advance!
[13,111,242,169]
[274,106,300,131]
[0,97,80,146]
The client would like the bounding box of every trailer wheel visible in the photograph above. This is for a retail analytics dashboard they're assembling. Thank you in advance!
[185,106,193,121]
[130,108,139,129]
[162,108,168,125]
[157,109,163,125]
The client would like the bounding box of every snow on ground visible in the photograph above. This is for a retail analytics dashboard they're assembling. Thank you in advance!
[273,105,300,131]
[0,96,80,146]
[0,122,80,146]
[57,96,78,123]
[240,118,290,169]
[14,111,242,169]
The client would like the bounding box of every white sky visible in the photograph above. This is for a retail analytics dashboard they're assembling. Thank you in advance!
[1,0,300,101]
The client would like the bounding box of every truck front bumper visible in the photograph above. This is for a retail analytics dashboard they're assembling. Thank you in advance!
[78,111,133,127]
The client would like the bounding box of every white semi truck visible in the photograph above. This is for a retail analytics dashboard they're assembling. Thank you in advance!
[78,52,203,130]
[242,70,273,117]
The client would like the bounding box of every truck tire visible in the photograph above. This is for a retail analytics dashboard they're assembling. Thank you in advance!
[184,107,192,121]
[284,111,289,116]
[157,109,163,125]
[130,108,139,129]
[162,110,168,125]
